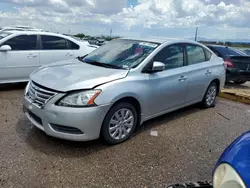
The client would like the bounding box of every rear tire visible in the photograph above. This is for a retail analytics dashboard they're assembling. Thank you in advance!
[101,102,138,145]
[202,82,218,108]
[234,80,246,85]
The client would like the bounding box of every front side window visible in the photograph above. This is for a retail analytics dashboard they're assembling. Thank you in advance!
[3,35,37,50]
[41,35,67,50]
[186,44,206,65]
[82,39,158,69]
[154,44,184,70]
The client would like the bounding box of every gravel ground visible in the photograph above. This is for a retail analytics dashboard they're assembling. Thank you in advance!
[0,83,250,188]
[224,81,250,95]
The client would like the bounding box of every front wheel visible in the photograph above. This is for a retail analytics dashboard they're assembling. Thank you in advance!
[101,102,138,145]
[202,82,218,108]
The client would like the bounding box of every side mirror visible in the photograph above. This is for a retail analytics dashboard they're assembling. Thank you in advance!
[151,61,165,72]
[0,45,12,52]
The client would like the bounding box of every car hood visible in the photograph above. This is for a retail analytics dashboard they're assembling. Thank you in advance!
[214,131,250,187]
[30,59,129,92]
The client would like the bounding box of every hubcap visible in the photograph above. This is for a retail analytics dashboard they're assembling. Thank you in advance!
[206,85,217,106]
[109,108,134,140]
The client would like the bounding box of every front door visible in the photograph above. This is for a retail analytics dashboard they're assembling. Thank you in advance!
[146,44,188,116]
[0,34,39,83]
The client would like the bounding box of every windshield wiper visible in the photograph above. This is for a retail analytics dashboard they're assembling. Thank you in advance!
[85,61,125,69]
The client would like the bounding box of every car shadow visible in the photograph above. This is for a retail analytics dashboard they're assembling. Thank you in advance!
[225,82,250,89]
[16,103,202,158]
[137,103,201,132]
[0,82,27,91]
[16,117,109,159]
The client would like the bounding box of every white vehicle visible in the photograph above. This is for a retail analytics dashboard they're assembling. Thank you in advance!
[0,31,97,84]
[0,25,43,32]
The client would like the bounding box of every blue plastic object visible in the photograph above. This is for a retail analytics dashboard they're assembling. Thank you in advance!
[214,131,250,187]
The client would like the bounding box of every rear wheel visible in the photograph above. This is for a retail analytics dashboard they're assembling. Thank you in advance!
[202,82,218,108]
[233,80,246,85]
[101,102,137,145]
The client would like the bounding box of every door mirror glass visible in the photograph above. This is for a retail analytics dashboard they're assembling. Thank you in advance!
[0,45,11,51]
[151,61,165,72]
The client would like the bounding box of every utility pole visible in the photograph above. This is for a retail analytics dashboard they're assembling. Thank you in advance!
[195,27,198,41]
[110,28,112,38]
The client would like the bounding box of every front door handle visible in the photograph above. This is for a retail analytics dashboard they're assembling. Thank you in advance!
[205,70,212,75]
[178,75,187,81]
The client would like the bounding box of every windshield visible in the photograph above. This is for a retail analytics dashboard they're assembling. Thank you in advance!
[0,32,11,40]
[82,39,159,69]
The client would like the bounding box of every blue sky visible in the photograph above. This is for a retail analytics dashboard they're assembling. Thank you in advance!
[127,0,138,7]
[1,0,250,40]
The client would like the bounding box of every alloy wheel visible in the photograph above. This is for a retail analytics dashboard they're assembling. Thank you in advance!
[108,108,135,140]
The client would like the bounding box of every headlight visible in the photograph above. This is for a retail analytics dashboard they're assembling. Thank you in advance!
[57,90,101,107]
[213,163,246,188]
[24,81,30,95]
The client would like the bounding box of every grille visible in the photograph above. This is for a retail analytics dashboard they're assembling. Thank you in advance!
[28,110,43,126]
[26,81,57,108]
[50,124,84,135]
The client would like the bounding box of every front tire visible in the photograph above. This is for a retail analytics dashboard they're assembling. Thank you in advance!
[202,82,218,108]
[101,102,138,145]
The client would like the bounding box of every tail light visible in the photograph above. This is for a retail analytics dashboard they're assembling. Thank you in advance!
[224,59,234,68]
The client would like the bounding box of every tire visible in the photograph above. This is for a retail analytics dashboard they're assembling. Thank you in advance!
[101,102,138,145]
[202,82,218,108]
[234,80,246,85]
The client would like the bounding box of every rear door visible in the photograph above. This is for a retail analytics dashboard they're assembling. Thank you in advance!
[39,35,73,66]
[146,44,188,116]
[0,34,39,82]
[66,39,80,57]
[184,44,212,103]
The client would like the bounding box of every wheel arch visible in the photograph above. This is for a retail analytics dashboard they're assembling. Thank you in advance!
[107,96,142,127]
[211,78,220,95]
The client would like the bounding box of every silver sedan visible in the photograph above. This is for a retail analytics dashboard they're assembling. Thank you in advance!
[23,38,225,144]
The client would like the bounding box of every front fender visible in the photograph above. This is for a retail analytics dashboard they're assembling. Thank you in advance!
[214,131,250,187]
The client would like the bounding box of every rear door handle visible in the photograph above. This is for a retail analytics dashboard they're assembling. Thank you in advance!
[27,54,37,58]
[66,53,74,57]
[205,70,212,75]
[178,75,187,81]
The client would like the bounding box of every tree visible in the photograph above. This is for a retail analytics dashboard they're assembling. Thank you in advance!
[74,33,85,39]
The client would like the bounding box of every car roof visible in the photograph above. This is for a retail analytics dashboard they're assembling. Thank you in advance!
[121,37,201,45]
[5,30,77,41]
[207,44,228,48]
[7,30,63,36]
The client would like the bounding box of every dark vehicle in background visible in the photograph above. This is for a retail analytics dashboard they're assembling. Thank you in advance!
[207,45,250,84]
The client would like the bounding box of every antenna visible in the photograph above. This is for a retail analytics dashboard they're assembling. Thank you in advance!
[195,27,198,41]
[110,28,112,38]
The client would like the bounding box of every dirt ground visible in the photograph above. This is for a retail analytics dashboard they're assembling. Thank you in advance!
[1,83,250,188]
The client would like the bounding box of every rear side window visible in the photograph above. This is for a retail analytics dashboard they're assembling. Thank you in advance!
[3,35,37,50]
[41,35,67,50]
[67,40,80,50]
[186,44,205,65]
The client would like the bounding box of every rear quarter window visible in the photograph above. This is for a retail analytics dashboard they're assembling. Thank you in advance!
[67,39,80,50]
[204,48,212,61]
